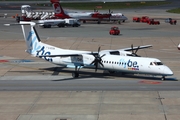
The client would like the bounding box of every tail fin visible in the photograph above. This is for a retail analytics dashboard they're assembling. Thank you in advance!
[50,0,70,18]
[20,21,43,56]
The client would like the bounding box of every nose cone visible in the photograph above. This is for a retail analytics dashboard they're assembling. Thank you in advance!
[124,16,128,20]
[164,66,173,76]
[177,43,180,50]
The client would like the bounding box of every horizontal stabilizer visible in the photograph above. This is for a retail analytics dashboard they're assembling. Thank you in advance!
[4,21,36,26]
[4,21,46,27]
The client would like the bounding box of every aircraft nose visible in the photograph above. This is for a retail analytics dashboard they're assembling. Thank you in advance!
[163,66,173,76]
[124,16,128,20]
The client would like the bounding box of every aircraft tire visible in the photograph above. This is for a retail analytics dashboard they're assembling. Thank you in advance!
[58,23,63,27]
[48,25,51,28]
[161,76,165,81]
[108,71,115,74]
[43,25,47,28]
[72,72,79,78]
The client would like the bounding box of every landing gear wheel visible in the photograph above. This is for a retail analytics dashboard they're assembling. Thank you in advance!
[72,72,79,78]
[97,20,101,24]
[108,71,115,74]
[161,76,165,81]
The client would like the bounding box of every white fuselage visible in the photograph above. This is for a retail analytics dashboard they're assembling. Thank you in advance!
[67,12,128,21]
[36,42,173,76]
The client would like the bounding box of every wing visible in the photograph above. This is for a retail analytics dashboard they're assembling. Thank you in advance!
[37,45,152,57]
[120,45,152,51]
[37,52,98,57]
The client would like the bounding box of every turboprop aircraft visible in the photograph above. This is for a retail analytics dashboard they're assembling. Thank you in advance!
[50,0,128,24]
[4,21,173,80]
[177,43,180,50]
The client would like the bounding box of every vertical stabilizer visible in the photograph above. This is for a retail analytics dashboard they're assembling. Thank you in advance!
[50,0,70,18]
[20,21,42,56]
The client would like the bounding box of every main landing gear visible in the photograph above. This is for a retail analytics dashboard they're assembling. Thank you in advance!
[72,66,80,78]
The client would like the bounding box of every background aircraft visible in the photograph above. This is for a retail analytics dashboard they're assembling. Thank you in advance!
[5,21,173,80]
[50,0,128,24]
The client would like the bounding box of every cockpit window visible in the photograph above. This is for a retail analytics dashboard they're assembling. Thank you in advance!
[157,62,163,65]
[150,62,163,66]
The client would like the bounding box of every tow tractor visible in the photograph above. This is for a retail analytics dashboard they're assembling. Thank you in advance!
[141,16,150,23]
[109,26,120,35]
[133,16,150,23]
[165,18,177,25]
[148,19,160,25]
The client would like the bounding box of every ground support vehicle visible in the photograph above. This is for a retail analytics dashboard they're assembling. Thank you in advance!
[38,19,65,28]
[109,26,120,35]
[16,16,31,23]
[148,19,160,25]
[178,43,180,50]
[132,16,150,23]
[64,19,81,27]
[165,18,177,25]
[140,16,150,23]
[132,17,141,22]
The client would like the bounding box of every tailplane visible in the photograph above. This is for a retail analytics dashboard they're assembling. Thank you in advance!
[50,0,70,18]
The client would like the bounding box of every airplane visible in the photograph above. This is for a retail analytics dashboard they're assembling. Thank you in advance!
[178,43,180,50]
[50,0,128,24]
[4,21,173,80]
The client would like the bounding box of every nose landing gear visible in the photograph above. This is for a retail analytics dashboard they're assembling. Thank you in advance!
[161,76,165,81]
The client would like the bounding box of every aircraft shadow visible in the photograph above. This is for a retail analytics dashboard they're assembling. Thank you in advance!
[41,67,178,81]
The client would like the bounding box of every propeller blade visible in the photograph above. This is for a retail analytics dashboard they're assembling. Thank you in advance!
[94,62,98,72]
[135,46,140,54]
[98,46,101,53]
[131,44,134,54]
[100,54,106,58]
[99,61,104,67]
[90,60,95,65]
[90,47,106,72]
[130,44,141,57]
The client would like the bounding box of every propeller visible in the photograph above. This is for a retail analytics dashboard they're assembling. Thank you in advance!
[90,47,106,72]
[130,44,141,57]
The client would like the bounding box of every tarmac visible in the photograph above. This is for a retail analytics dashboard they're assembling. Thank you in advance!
[0,2,180,120]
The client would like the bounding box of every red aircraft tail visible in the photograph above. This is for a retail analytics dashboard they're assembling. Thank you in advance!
[50,0,70,18]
